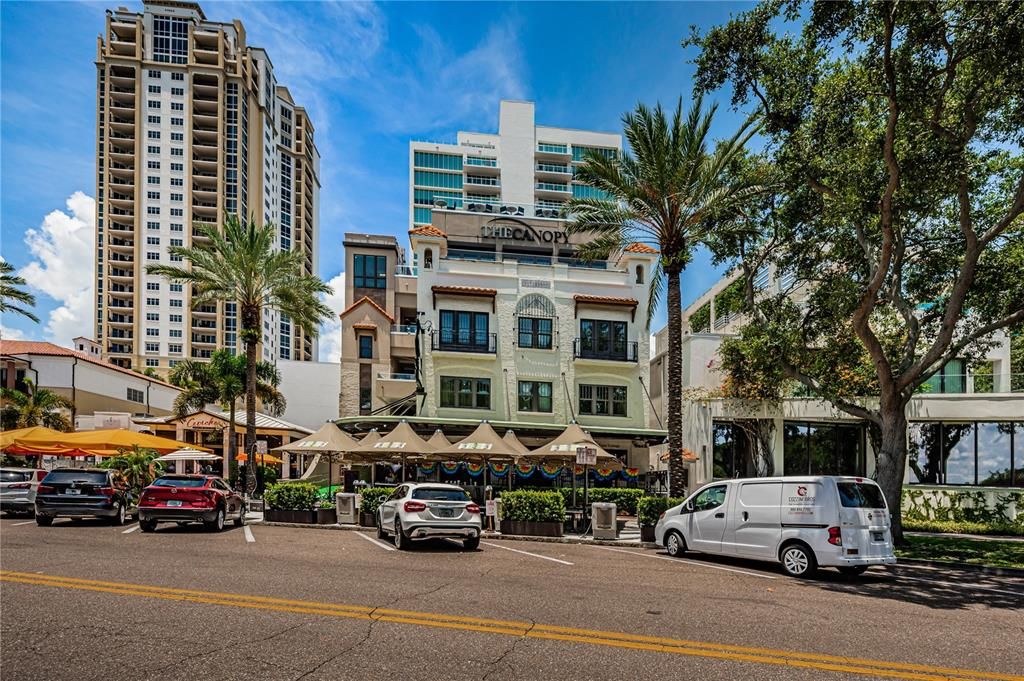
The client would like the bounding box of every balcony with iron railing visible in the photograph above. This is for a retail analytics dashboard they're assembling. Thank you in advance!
[572,338,639,363]
[431,330,497,354]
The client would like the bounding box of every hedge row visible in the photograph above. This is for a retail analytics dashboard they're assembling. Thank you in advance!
[500,490,566,523]
[358,486,395,516]
[508,487,645,514]
[264,482,319,511]
[637,496,687,527]
[903,518,1024,537]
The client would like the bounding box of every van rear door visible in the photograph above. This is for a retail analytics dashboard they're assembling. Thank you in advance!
[727,481,782,559]
[835,479,892,559]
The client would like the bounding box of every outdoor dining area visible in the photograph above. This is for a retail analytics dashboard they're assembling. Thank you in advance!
[273,419,642,509]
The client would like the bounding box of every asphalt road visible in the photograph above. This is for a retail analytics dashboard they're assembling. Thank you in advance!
[1,515,1022,681]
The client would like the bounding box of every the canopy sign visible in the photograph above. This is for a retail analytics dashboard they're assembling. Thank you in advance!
[480,219,568,245]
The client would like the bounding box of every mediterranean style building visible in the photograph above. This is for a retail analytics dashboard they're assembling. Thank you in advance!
[337,211,666,469]
[94,1,320,373]
[648,267,1023,493]
[409,100,621,229]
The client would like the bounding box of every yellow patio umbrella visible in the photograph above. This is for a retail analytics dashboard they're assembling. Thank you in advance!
[0,426,67,453]
[5,428,206,456]
[235,452,284,465]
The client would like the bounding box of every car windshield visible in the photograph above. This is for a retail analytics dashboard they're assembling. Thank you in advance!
[43,471,107,484]
[0,470,32,483]
[412,488,470,501]
[151,477,207,488]
[837,482,886,509]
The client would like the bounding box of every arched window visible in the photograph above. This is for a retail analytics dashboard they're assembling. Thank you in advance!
[635,265,644,284]
[424,248,433,269]
[515,294,555,349]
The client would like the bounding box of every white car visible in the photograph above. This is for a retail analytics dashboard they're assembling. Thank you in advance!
[654,476,896,578]
[0,468,47,516]
[376,483,482,550]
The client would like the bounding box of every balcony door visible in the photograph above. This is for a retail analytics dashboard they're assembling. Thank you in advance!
[580,319,626,359]
[440,310,489,349]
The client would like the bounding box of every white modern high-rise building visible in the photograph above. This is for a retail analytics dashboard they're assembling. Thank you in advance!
[409,100,621,228]
[95,1,320,373]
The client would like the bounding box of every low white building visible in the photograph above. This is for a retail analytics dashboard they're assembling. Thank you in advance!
[1,339,182,418]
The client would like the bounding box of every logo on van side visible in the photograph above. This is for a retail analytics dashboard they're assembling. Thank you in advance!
[796,486,808,497]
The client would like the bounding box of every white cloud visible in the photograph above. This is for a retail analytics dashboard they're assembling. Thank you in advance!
[19,191,95,344]
[318,272,346,363]
[0,326,28,341]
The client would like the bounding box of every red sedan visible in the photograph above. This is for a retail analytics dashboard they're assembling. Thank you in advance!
[138,475,245,532]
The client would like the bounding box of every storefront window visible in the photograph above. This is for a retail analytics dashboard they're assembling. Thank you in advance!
[976,422,1014,486]
[712,422,752,479]
[909,422,1021,486]
[783,423,808,475]
[784,422,864,476]
[943,423,975,485]
[908,423,941,484]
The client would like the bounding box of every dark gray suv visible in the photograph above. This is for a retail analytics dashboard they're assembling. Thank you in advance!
[35,468,136,526]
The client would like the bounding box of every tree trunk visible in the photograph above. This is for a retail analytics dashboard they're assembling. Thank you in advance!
[666,267,686,498]
[226,402,236,480]
[243,307,260,494]
[873,401,909,546]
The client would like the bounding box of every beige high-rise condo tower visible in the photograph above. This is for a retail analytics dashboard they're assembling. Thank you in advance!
[95,1,320,372]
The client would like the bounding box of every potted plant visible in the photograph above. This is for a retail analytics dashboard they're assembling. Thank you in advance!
[499,490,565,537]
[263,482,320,523]
[637,495,685,543]
[357,487,393,527]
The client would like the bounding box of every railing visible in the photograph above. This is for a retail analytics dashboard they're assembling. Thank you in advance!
[431,330,497,354]
[466,157,498,167]
[536,182,570,192]
[466,176,499,186]
[395,265,418,277]
[443,249,611,270]
[377,372,416,381]
[536,163,571,174]
[918,373,1024,394]
[537,143,569,154]
[391,324,417,334]
[573,338,639,362]
[430,198,568,220]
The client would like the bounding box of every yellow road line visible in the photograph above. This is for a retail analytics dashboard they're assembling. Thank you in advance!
[1,570,1017,681]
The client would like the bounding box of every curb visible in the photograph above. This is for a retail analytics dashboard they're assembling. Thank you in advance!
[894,557,1024,577]
[258,521,658,548]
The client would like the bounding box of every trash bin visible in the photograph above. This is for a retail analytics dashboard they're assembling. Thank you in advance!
[591,502,617,540]
[336,492,357,524]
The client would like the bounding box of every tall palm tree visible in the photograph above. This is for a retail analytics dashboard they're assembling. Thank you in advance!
[148,215,331,483]
[0,260,39,323]
[0,378,74,431]
[169,349,286,475]
[565,96,760,497]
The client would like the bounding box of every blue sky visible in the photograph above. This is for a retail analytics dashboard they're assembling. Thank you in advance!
[0,1,750,357]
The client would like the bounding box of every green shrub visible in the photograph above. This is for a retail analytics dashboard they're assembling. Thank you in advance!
[264,482,319,511]
[586,488,645,515]
[637,496,687,527]
[358,486,394,515]
[500,490,566,523]
[902,488,1023,527]
[902,518,1024,537]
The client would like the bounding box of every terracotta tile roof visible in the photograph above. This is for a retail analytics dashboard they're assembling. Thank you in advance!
[409,225,447,239]
[0,340,181,390]
[624,243,659,254]
[573,294,638,307]
[339,296,395,322]
[431,285,497,297]
[352,322,378,331]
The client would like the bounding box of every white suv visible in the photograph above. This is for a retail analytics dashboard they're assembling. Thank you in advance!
[377,483,482,550]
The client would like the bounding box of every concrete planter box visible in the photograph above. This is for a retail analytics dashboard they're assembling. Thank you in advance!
[265,509,336,525]
[501,520,563,537]
[359,512,377,527]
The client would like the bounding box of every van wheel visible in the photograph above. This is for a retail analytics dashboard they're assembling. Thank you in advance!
[665,531,686,557]
[780,543,817,578]
[838,566,868,577]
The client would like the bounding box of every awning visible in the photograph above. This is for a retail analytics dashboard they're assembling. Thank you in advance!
[2,428,208,456]
[523,423,623,470]
[426,430,451,450]
[502,430,531,457]
[156,448,222,462]
[349,420,435,460]
[432,421,521,462]
[273,422,360,454]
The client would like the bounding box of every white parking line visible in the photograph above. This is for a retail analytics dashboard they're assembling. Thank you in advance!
[11,520,35,527]
[594,546,777,580]
[121,524,140,534]
[480,541,574,565]
[243,526,256,543]
[354,531,396,551]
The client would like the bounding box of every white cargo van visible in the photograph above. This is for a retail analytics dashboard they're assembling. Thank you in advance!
[654,476,896,577]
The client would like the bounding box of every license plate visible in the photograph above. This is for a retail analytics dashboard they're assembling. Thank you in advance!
[167,500,183,507]
[872,531,884,542]
[65,488,81,495]
[436,508,454,518]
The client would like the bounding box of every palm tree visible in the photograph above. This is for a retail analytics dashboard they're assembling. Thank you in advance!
[0,378,74,431]
[565,96,760,497]
[148,215,331,485]
[169,349,286,475]
[0,260,39,323]
[98,445,164,498]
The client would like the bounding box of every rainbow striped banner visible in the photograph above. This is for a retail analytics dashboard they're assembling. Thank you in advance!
[515,463,536,478]
[465,463,484,478]
[539,464,563,479]
[487,462,510,478]
[440,462,462,475]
